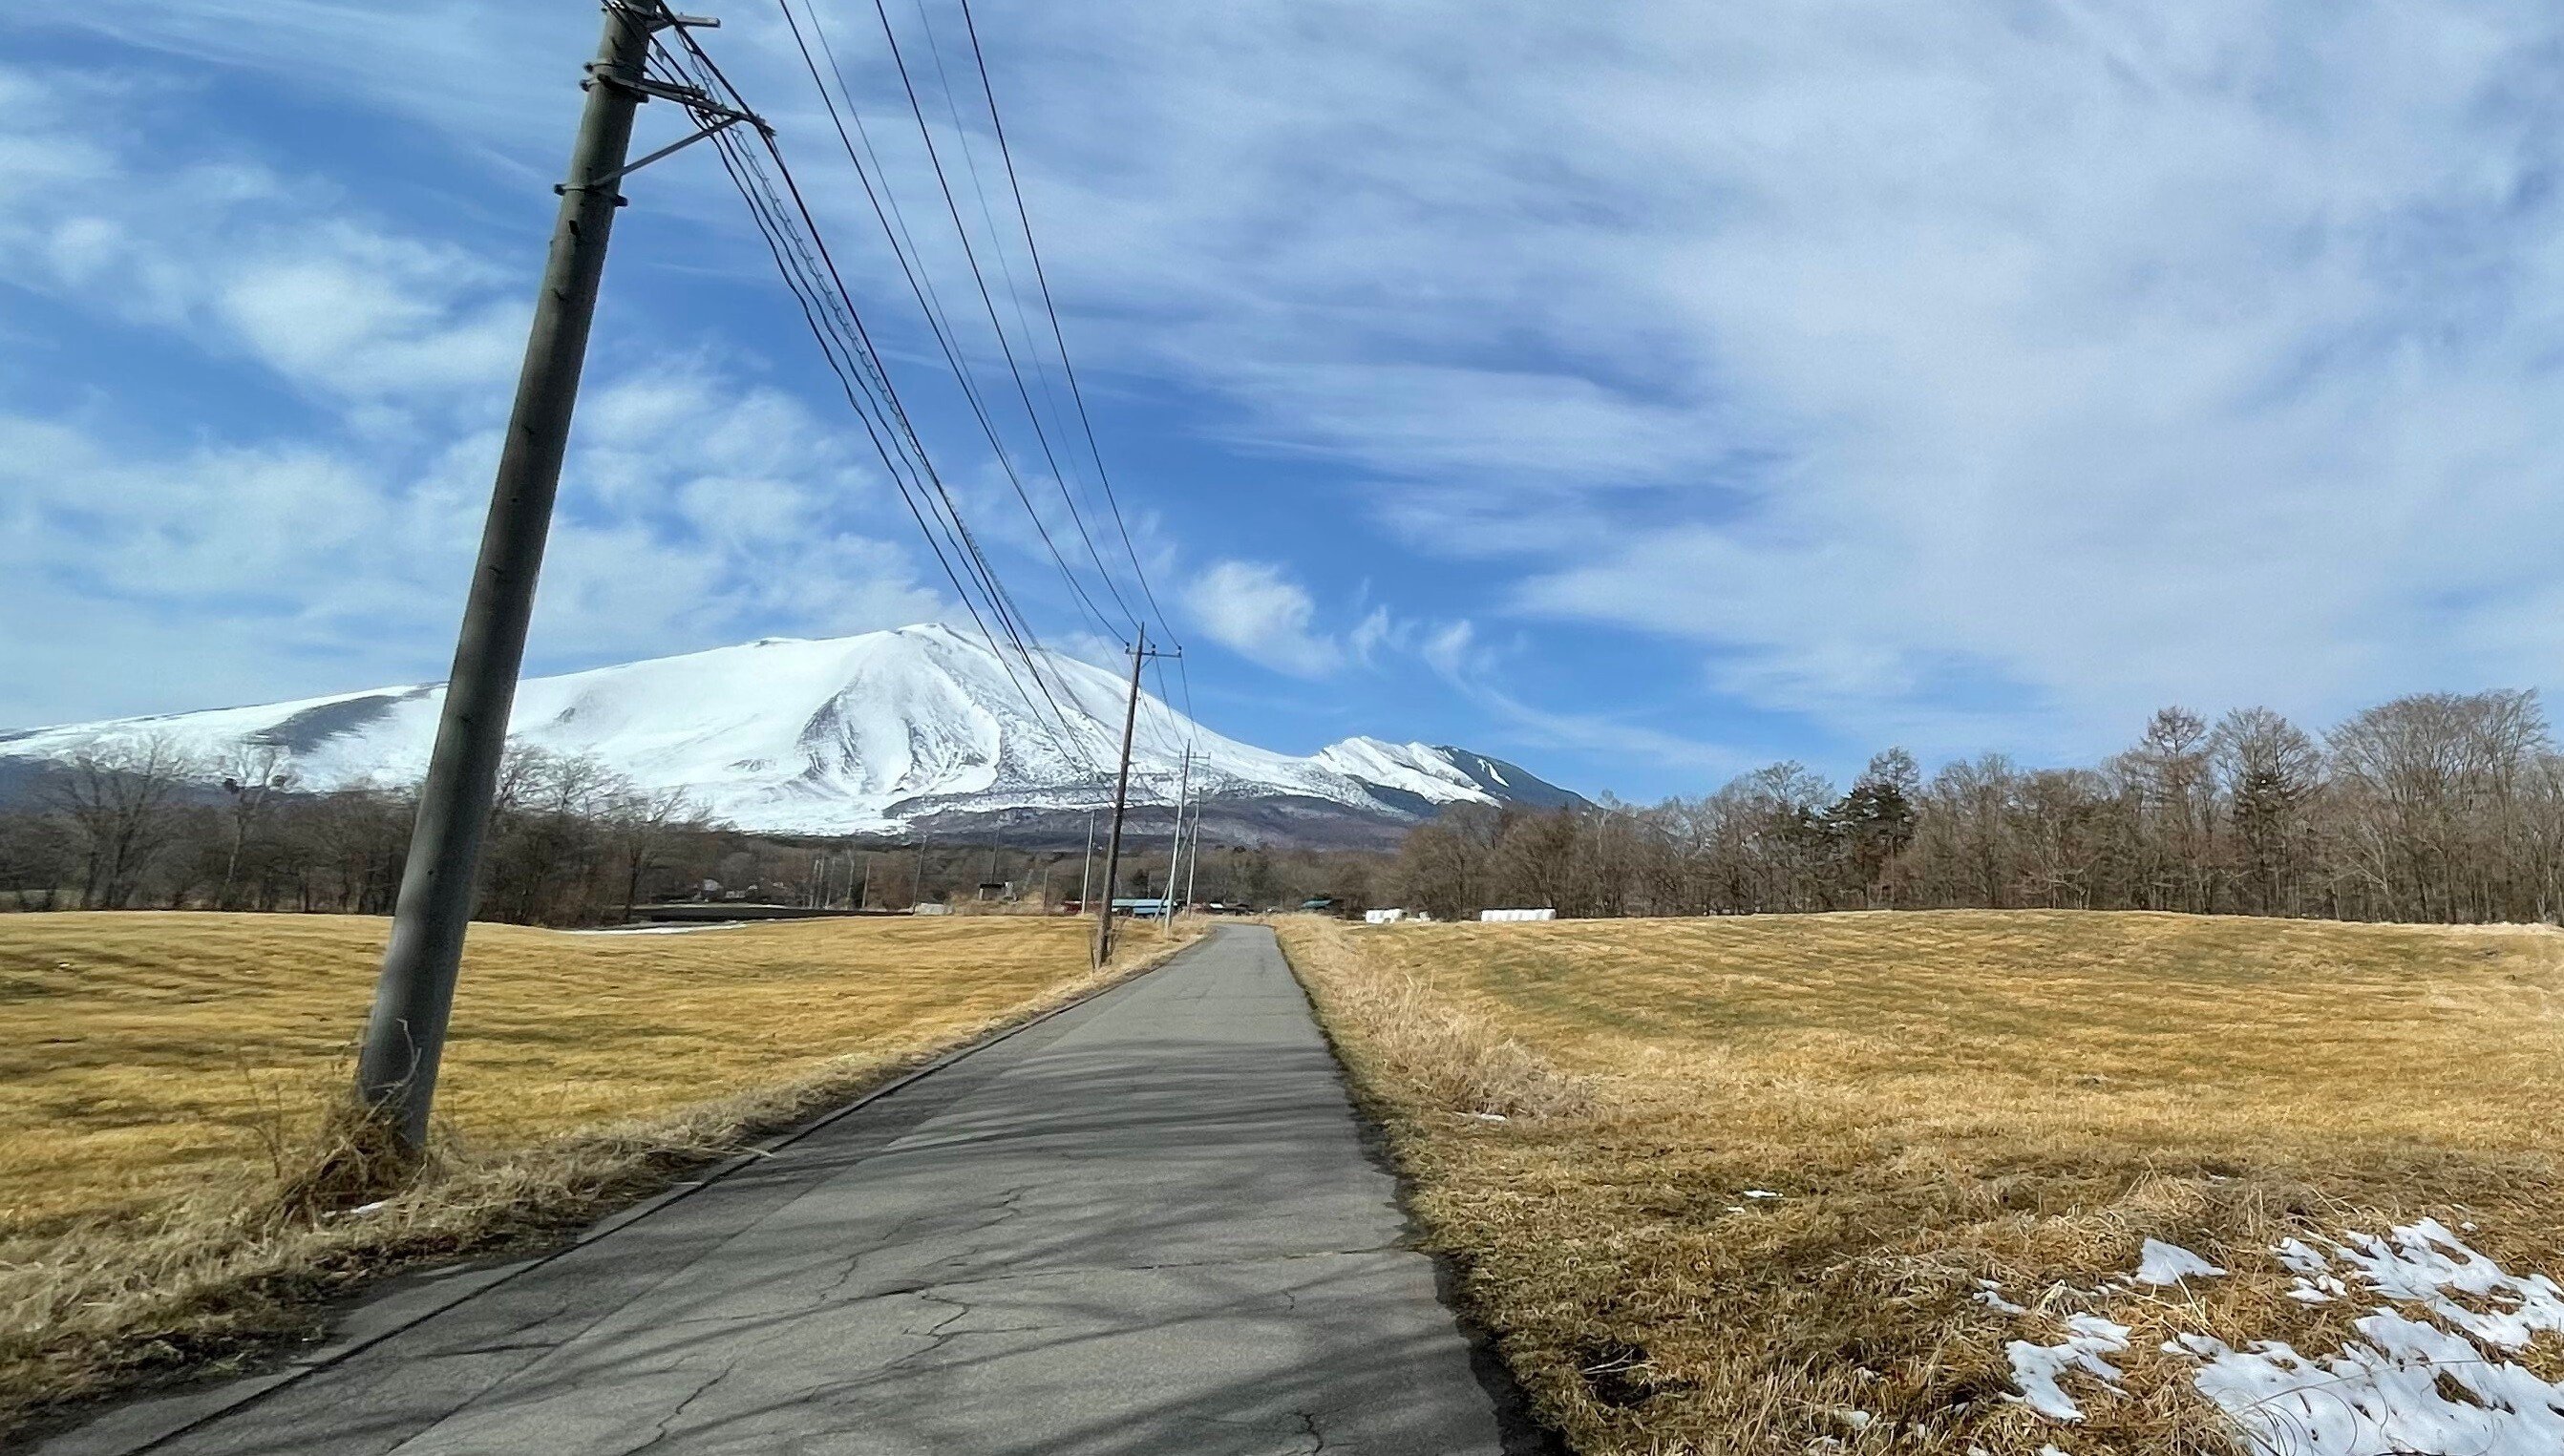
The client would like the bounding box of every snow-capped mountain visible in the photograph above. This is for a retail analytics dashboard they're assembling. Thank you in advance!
[0,623,1583,844]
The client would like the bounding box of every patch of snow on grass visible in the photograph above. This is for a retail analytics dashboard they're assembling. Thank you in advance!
[2005,1314,2132,1421]
[2325,1218,2564,1348]
[2174,1220,2564,1455]
[2180,1313,2564,1456]
[1974,1279,2028,1315]
[2273,1238,2329,1277]
[1998,1221,2564,1450]
[2134,1238,2227,1286]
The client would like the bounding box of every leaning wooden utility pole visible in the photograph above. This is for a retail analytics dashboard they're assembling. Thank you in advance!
[1092,628,1148,967]
[353,1,760,1155]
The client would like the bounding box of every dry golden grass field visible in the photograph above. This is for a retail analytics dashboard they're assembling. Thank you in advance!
[0,910,1179,1433]
[1276,910,2564,1455]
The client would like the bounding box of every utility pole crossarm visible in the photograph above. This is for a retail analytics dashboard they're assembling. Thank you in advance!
[574,113,748,193]
[566,17,771,199]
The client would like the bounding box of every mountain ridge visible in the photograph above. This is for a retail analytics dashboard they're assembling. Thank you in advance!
[0,623,1585,846]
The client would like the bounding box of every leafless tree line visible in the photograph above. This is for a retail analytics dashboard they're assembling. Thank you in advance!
[0,739,719,925]
[19,686,2554,928]
[0,734,1408,923]
[1390,689,2564,925]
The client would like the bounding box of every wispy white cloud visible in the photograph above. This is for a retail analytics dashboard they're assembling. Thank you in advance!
[16,1,2564,778]
[0,363,943,724]
[963,0,2564,759]
[9,2,580,179]
[210,233,523,403]
[1347,605,1394,666]
[1412,621,1743,773]
[0,68,523,421]
[1184,559,1340,678]
[0,59,943,727]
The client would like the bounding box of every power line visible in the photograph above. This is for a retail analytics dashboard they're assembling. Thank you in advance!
[693,115,1031,721]
[747,137,1080,736]
[774,0,1131,649]
[951,0,1177,646]
[1144,649,1188,772]
[923,0,1208,788]
[904,0,1086,508]
[858,0,1153,642]
[910,0,1199,788]
[648,33,1094,759]
[665,5,1194,785]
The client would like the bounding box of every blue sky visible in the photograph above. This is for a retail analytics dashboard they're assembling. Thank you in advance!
[6,1,2564,804]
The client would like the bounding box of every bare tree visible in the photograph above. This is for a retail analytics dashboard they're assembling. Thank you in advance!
[1919,755,2020,909]
[43,736,200,909]
[610,784,710,921]
[1394,804,1504,918]
[2326,691,2547,921]
[0,808,73,910]
[212,743,295,910]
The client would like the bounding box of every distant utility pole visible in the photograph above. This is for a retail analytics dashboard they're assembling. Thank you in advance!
[1077,809,1096,910]
[353,0,763,1153]
[914,822,933,907]
[1093,629,1153,966]
[1162,745,1191,938]
[858,854,872,910]
[1182,800,1203,911]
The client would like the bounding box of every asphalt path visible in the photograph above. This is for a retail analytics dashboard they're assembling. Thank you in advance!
[45,924,1516,1455]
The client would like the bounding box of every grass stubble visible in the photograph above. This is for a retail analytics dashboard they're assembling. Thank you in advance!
[1272,909,2564,1454]
[0,911,1199,1438]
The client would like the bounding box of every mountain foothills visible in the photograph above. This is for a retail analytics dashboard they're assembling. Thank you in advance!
[0,624,1583,848]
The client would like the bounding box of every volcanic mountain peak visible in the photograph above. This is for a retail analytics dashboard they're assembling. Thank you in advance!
[2,623,1585,844]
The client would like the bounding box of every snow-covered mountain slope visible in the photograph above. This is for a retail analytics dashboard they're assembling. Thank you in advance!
[0,623,1584,839]
[1310,738,1586,815]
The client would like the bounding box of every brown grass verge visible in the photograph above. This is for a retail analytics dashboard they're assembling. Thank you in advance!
[0,911,1199,1437]
[1272,909,2564,1454]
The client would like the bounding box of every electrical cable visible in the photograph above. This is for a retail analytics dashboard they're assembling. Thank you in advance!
[774,0,1130,649]
[952,0,1177,646]
[647,36,1093,761]
[859,0,1151,643]
[657,9,1198,787]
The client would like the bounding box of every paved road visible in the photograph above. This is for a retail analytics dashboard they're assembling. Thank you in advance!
[47,925,1514,1456]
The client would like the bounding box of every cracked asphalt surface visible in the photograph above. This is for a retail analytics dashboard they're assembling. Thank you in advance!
[45,924,1510,1455]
